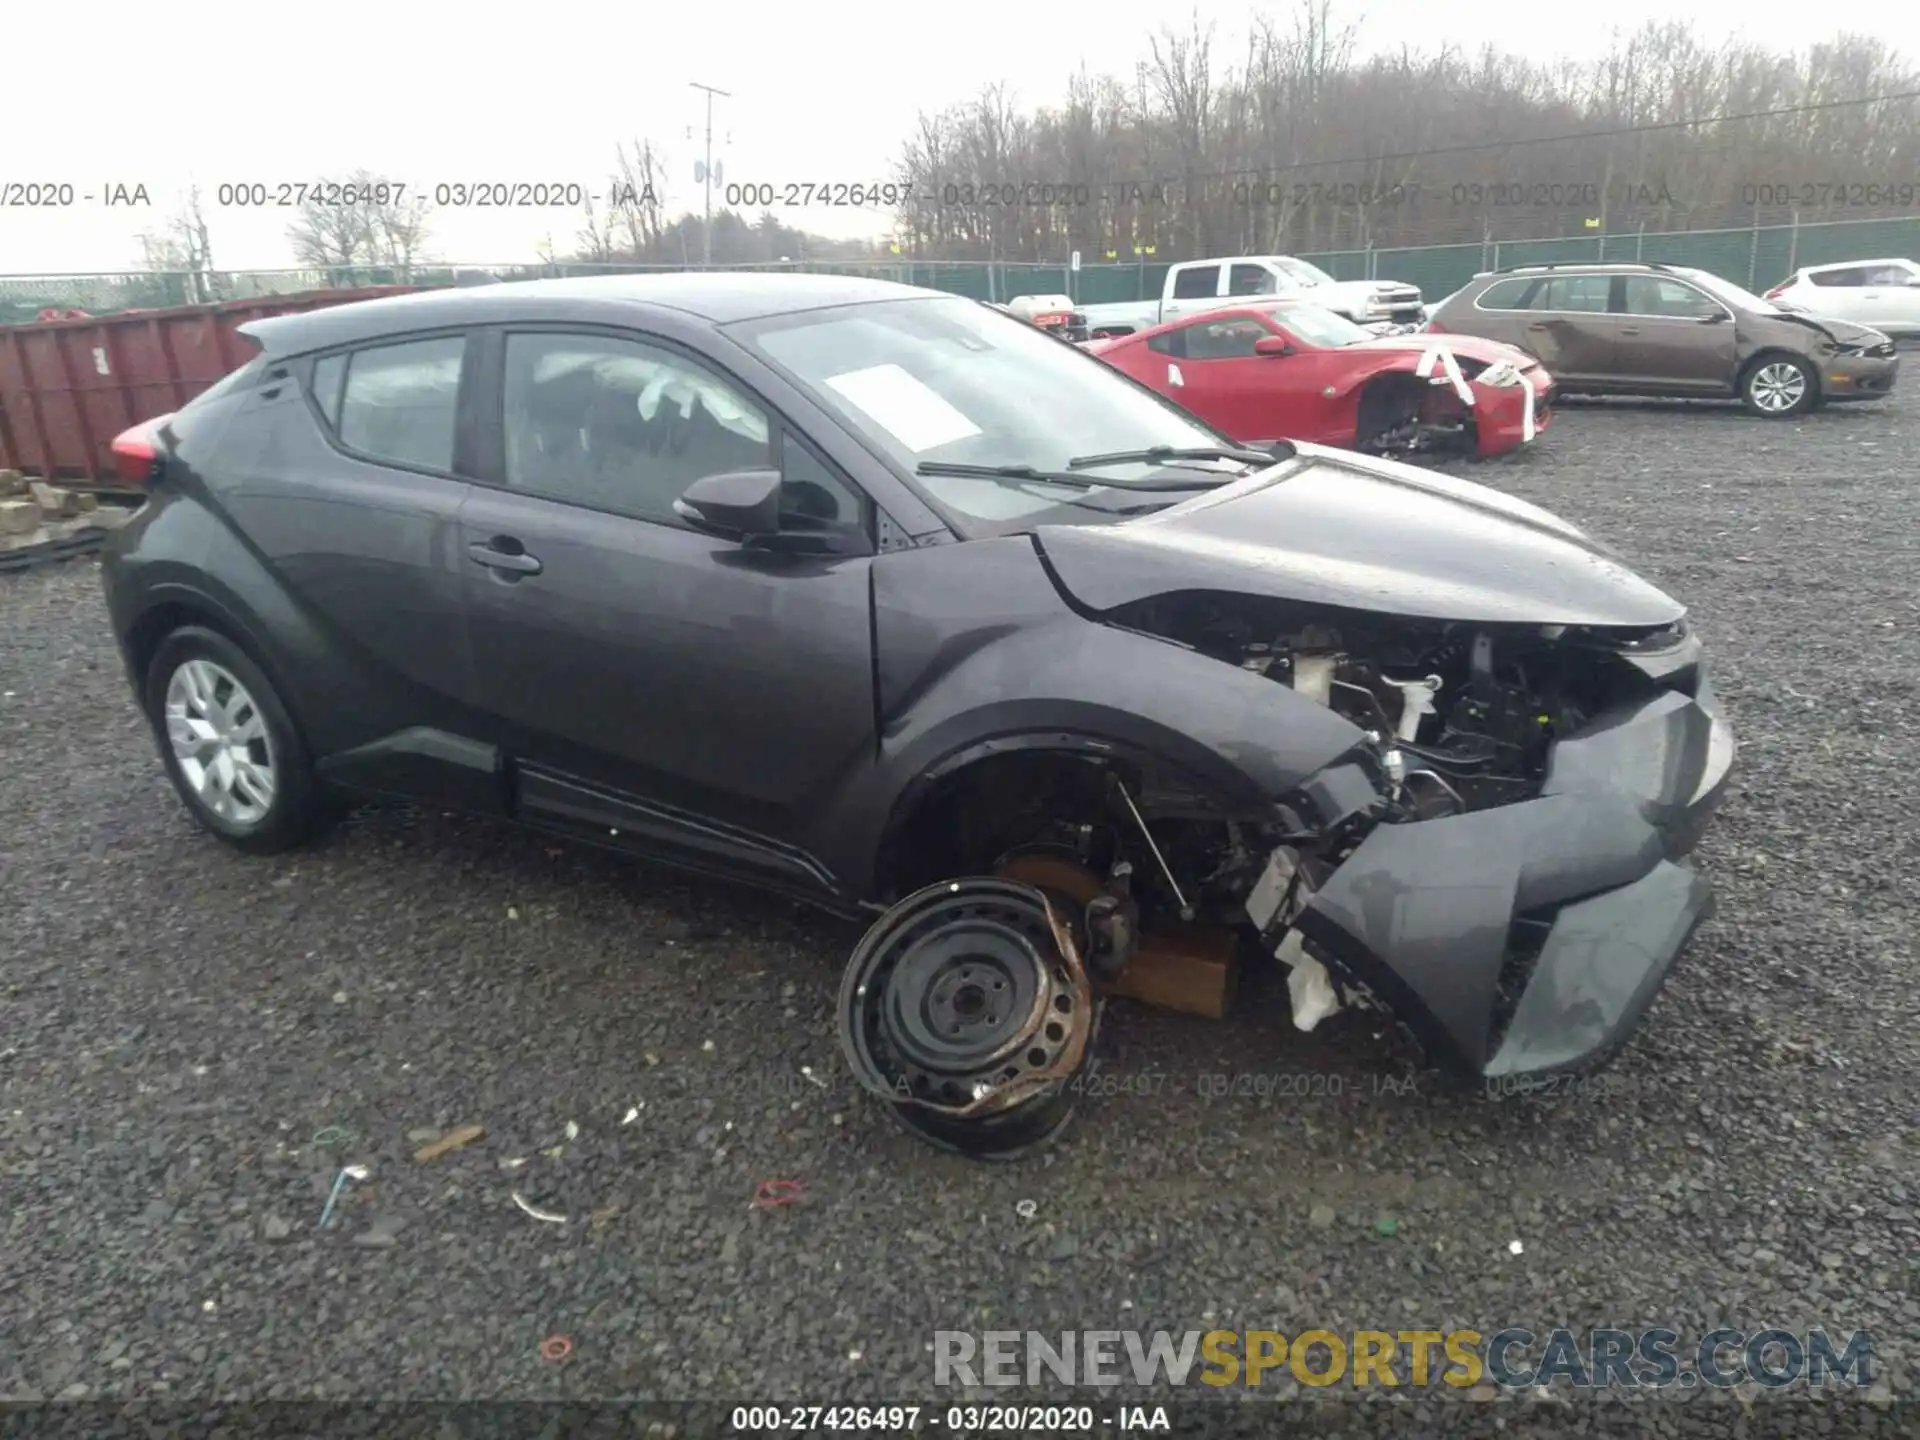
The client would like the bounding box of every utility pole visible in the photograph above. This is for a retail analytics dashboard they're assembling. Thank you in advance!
[689,81,730,268]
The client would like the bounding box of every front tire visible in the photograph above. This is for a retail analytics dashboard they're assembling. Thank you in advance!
[144,625,328,855]
[1741,354,1817,417]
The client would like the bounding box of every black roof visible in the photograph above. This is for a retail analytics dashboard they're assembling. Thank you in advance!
[238,271,937,354]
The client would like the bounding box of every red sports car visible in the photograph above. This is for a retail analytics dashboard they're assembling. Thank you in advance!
[1084,301,1554,458]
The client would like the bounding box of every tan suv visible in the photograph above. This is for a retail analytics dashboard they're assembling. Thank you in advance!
[1425,262,1898,416]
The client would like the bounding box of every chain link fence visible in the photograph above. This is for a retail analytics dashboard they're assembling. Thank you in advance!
[5,213,1915,321]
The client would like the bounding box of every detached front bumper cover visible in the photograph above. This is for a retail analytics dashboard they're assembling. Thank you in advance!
[1286,675,1735,1077]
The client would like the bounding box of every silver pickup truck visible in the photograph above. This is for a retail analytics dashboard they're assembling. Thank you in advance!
[1080,254,1425,337]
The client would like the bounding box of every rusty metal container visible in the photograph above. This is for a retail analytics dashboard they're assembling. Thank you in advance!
[0,287,421,486]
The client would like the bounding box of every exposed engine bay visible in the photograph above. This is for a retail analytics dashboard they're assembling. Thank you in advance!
[839,589,1713,1160]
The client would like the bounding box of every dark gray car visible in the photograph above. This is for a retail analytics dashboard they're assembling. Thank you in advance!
[1427,262,1898,415]
[98,274,1735,1157]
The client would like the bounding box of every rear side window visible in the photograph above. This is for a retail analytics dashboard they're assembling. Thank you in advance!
[334,336,466,473]
[1146,329,1187,358]
[1540,275,1611,312]
[1474,278,1538,310]
[1228,263,1276,296]
[1808,267,1866,287]
[1172,265,1220,298]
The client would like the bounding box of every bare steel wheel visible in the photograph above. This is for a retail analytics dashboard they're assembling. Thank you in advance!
[164,659,277,825]
[144,625,330,854]
[1742,356,1816,416]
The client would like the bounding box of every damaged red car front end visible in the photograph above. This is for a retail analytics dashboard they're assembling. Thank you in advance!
[1088,302,1554,459]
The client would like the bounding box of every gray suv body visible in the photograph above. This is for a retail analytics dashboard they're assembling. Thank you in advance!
[1426,262,1898,416]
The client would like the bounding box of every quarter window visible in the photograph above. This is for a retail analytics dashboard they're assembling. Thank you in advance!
[334,335,465,472]
[501,332,778,527]
[1475,278,1539,310]
[1808,267,1868,287]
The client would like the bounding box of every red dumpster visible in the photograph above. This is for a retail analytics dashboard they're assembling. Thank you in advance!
[0,286,422,487]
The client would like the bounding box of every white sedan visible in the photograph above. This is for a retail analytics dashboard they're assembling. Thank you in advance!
[1765,257,1920,338]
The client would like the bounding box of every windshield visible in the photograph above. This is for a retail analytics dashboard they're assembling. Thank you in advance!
[1264,303,1373,348]
[1273,257,1336,287]
[731,295,1244,529]
[1678,268,1778,313]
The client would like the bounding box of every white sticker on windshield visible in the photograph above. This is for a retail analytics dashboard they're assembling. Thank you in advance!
[823,363,982,453]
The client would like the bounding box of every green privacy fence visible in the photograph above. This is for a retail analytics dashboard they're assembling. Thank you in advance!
[6,214,1916,320]
[970,214,1920,305]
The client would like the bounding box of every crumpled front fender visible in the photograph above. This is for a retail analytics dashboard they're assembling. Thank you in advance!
[1290,677,1735,1076]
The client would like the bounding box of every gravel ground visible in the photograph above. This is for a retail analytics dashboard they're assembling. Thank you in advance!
[3,382,1918,1431]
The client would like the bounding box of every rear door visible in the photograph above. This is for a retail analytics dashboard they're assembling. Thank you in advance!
[455,325,877,887]
[1497,274,1619,386]
[214,331,480,714]
[1613,275,1738,394]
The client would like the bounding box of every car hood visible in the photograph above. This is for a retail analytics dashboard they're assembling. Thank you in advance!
[1031,445,1686,627]
[1345,333,1535,368]
[1767,310,1888,346]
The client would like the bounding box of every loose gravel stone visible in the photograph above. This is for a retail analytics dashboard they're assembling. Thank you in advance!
[3,383,1919,1413]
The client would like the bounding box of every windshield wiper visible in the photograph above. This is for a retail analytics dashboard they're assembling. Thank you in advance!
[916,459,1248,493]
[1065,443,1283,472]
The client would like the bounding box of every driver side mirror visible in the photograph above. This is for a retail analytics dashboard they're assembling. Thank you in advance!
[1253,335,1296,357]
[674,468,783,539]
[1694,309,1727,323]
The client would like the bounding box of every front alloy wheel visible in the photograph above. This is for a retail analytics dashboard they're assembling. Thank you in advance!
[1744,358,1815,416]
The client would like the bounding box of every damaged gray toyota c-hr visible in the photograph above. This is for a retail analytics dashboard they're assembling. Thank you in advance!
[95,274,1735,1161]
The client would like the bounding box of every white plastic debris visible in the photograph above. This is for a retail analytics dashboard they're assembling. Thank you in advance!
[564,1121,580,1141]
[202,1300,217,1313]
[1509,1239,1524,1256]
[800,1066,828,1089]
[621,1107,641,1126]
[512,1191,569,1225]
[1015,1199,1038,1220]
[1275,930,1342,1031]
[702,1040,715,1053]
[1384,675,1444,742]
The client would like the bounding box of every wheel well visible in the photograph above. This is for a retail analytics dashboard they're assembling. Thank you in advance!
[127,601,225,689]
[1739,347,1819,394]
[881,750,1115,900]
[1355,372,1426,445]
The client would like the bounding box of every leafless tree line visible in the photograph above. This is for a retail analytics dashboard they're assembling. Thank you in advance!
[893,6,1920,261]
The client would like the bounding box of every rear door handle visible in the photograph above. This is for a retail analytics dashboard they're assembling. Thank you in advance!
[1526,322,1550,330]
[1619,326,1641,335]
[468,539,542,575]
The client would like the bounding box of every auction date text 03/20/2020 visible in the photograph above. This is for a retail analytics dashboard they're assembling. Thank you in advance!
[9,177,1920,212]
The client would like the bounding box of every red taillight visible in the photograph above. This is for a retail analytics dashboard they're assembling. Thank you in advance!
[110,415,172,486]
[1763,282,1791,300]
[1423,320,1446,333]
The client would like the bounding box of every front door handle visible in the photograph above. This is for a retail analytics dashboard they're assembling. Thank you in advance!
[1526,322,1550,331]
[1619,326,1641,335]
[468,539,542,575]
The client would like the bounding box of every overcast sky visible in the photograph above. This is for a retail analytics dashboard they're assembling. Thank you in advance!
[3,0,1915,274]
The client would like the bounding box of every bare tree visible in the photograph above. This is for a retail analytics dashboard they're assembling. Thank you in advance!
[286,170,432,283]
[137,184,220,302]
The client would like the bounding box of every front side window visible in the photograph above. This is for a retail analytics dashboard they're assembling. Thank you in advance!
[335,335,465,472]
[1172,265,1221,298]
[1808,267,1867,287]
[501,332,772,525]
[1228,264,1278,296]
[1184,316,1271,359]
[1273,257,1335,287]
[1861,262,1917,285]
[732,295,1241,531]
[1622,277,1721,318]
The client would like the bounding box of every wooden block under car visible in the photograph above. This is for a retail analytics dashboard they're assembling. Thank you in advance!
[1107,926,1241,1020]
[28,481,79,518]
[0,499,43,535]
